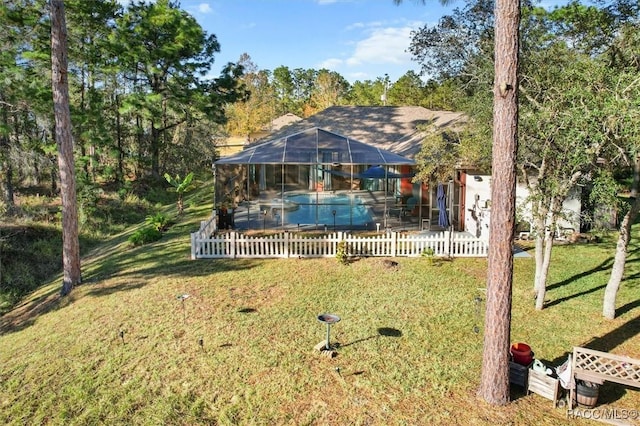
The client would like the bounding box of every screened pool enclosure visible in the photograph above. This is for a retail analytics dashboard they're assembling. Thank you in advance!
[214,128,456,231]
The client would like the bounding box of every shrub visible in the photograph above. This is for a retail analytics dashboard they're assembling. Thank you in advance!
[145,212,171,232]
[421,247,435,265]
[77,182,102,227]
[128,227,162,246]
[335,240,349,265]
[117,181,134,201]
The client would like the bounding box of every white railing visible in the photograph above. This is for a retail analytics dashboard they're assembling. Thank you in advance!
[190,229,488,259]
[190,211,218,259]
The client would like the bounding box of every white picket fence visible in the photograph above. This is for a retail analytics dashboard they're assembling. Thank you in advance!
[191,214,217,244]
[190,219,488,259]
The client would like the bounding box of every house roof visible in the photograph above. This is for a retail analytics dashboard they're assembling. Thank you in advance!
[215,127,415,166]
[268,113,303,131]
[253,106,466,159]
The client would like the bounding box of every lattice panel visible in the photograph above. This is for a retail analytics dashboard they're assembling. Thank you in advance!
[574,349,640,384]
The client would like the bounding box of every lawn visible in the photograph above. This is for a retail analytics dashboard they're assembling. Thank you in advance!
[0,189,638,425]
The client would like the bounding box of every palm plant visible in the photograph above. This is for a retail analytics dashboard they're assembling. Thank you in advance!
[164,172,195,215]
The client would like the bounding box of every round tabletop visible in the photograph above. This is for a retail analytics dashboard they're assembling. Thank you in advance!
[317,313,341,324]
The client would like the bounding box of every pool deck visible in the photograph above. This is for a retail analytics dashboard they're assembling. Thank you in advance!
[219,190,532,258]
[229,190,428,232]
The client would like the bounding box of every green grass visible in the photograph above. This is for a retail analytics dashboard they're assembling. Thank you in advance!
[0,185,639,425]
[0,185,159,313]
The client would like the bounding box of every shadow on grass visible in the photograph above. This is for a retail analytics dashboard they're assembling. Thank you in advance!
[0,285,62,335]
[1,232,259,335]
[620,268,640,284]
[81,221,262,287]
[596,381,630,405]
[378,327,402,337]
[566,315,640,406]
[544,283,607,308]
[0,185,224,332]
[85,281,146,297]
[340,327,403,348]
[581,314,640,353]
[547,314,640,372]
[546,256,640,309]
[546,257,613,292]
[0,280,152,335]
[616,299,640,317]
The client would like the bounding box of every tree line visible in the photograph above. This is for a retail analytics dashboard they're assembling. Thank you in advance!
[2,0,639,407]
[3,0,639,316]
[1,0,241,202]
[400,0,639,404]
[408,0,640,317]
[224,53,458,141]
[0,0,454,213]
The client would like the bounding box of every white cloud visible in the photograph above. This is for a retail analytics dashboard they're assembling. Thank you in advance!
[317,58,344,69]
[198,3,212,13]
[314,20,424,82]
[348,71,369,81]
[345,22,365,31]
[346,25,415,66]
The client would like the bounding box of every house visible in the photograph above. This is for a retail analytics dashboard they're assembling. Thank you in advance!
[255,106,465,159]
[215,106,583,235]
[214,127,417,230]
[215,107,466,231]
[463,172,582,240]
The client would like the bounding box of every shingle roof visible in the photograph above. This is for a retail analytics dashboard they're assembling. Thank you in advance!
[268,113,302,131]
[215,127,415,165]
[254,106,465,159]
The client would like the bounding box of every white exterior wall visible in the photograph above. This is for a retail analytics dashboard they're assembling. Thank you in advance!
[464,174,492,240]
[462,172,581,240]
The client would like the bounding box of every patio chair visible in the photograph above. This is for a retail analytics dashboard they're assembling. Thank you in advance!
[403,197,417,216]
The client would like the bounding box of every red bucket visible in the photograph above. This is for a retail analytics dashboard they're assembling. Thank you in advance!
[511,342,533,366]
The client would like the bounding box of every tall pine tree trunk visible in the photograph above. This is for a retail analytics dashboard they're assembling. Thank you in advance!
[1,104,15,211]
[2,159,14,211]
[115,92,124,183]
[150,122,161,179]
[51,0,81,296]
[478,0,520,406]
[603,154,640,319]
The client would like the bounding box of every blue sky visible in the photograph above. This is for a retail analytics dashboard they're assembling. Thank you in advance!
[120,0,570,84]
[175,0,456,83]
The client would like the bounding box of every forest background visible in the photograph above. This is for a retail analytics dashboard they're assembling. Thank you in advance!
[1,0,639,314]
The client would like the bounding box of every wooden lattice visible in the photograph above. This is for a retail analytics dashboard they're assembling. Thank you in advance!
[573,347,640,388]
[569,347,640,409]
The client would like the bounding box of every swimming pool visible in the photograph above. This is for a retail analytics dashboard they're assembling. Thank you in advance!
[280,193,374,228]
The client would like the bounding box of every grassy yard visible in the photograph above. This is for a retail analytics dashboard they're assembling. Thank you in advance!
[0,189,638,425]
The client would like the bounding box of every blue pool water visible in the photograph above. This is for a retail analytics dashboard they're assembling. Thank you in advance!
[281,193,373,227]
